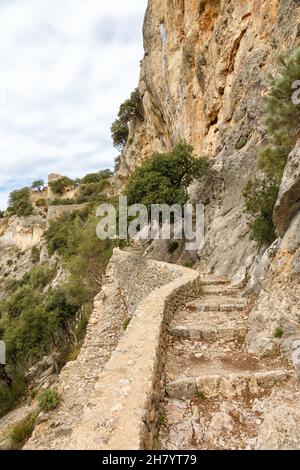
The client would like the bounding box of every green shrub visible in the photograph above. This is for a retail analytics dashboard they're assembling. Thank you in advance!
[244,48,300,244]
[31,180,45,192]
[0,210,5,219]
[75,314,89,343]
[37,389,60,412]
[123,318,132,331]
[183,260,195,269]
[7,188,33,217]
[0,371,27,418]
[4,305,57,364]
[126,143,209,211]
[111,88,143,150]
[274,327,284,339]
[114,155,121,173]
[9,412,37,448]
[258,48,300,180]
[258,133,292,183]
[49,177,74,196]
[27,264,55,289]
[244,178,279,245]
[3,285,41,320]
[80,169,112,185]
[45,289,79,332]
[77,181,107,203]
[50,198,77,206]
[30,246,40,264]
[235,135,248,150]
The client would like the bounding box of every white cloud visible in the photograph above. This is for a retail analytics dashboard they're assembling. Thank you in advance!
[0,0,147,208]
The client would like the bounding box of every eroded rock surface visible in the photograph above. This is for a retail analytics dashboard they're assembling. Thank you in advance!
[274,141,300,237]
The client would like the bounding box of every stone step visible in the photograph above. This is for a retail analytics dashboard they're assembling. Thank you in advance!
[201,284,241,296]
[168,322,247,342]
[186,296,247,313]
[200,277,230,286]
[166,369,290,400]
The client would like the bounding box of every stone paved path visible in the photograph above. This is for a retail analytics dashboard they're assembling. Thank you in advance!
[159,277,300,450]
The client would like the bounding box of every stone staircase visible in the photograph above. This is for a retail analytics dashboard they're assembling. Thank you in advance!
[159,277,295,450]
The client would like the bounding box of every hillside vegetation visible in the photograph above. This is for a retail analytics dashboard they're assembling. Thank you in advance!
[0,169,116,418]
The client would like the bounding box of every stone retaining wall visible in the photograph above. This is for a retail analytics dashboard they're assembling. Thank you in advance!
[67,249,201,450]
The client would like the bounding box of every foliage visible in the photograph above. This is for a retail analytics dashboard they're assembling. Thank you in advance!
[1,185,117,418]
[111,88,143,150]
[258,47,300,180]
[114,155,121,173]
[0,371,27,418]
[9,412,37,448]
[49,177,74,195]
[245,48,300,244]
[274,327,284,339]
[244,178,279,244]
[45,204,114,306]
[183,260,196,269]
[126,143,209,210]
[0,262,75,370]
[30,246,41,264]
[235,135,248,150]
[79,169,112,185]
[31,180,45,192]
[49,198,78,206]
[4,305,56,365]
[7,188,33,217]
[49,169,112,205]
[0,210,5,219]
[37,389,60,412]
[123,318,132,331]
[45,289,79,332]
[77,181,108,203]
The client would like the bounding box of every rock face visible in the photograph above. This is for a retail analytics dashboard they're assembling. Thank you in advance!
[118,0,300,278]
[0,215,45,251]
[274,140,300,237]
[247,212,300,367]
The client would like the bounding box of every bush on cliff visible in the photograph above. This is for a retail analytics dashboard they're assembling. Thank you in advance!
[126,143,209,210]
[111,88,144,150]
[31,180,45,192]
[79,169,113,185]
[245,47,300,244]
[243,178,279,245]
[37,389,60,412]
[258,47,300,180]
[7,188,33,217]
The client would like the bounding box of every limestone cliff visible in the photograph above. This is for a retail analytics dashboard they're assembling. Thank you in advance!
[3,0,300,451]
[118,0,300,279]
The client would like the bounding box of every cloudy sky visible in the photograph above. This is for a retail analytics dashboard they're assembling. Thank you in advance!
[0,0,147,209]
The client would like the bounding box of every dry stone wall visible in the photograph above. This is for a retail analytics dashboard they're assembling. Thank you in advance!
[25,249,200,449]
